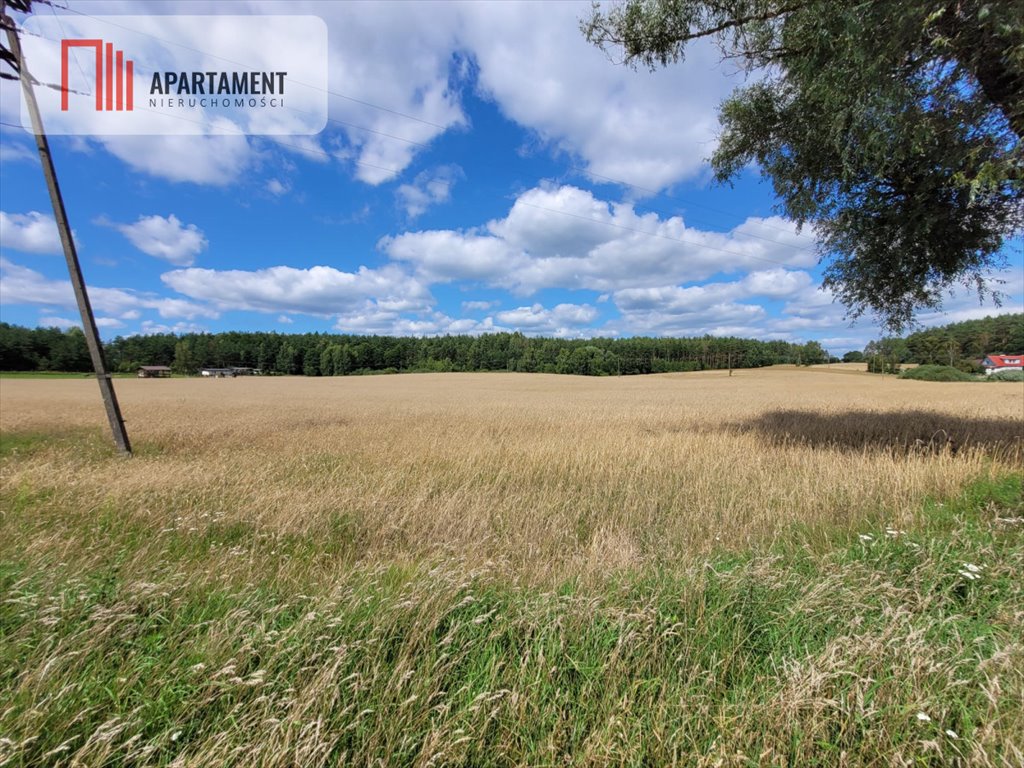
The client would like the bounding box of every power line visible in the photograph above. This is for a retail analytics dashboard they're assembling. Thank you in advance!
[4,105,813,271]
[59,5,452,131]
[47,0,88,91]
[32,10,816,252]
[54,11,821,258]
[20,18,437,152]
[9,13,815,270]
[5,23,415,179]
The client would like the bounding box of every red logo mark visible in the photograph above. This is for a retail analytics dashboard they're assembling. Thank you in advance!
[61,39,133,111]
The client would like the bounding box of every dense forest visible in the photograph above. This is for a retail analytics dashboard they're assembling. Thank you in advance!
[1,313,1019,376]
[850,312,1024,372]
[0,323,830,375]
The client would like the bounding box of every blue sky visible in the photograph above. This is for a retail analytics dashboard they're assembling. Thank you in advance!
[1,1,1021,355]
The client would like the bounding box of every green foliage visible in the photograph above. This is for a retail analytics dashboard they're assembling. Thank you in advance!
[987,368,1024,382]
[864,336,912,363]
[866,355,901,375]
[864,312,1023,374]
[0,323,91,372]
[171,339,197,375]
[842,350,864,363]
[583,0,1023,331]
[864,336,909,374]
[899,364,976,382]
[796,340,828,365]
[1,324,832,377]
[904,312,1024,361]
[957,358,985,375]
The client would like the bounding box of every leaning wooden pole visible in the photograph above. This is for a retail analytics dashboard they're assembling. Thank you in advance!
[3,13,132,455]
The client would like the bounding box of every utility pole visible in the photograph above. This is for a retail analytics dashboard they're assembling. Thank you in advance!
[3,9,132,455]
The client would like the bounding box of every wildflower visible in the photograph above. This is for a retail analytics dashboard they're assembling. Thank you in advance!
[916,712,931,722]
[962,563,982,573]
[858,534,874,543]
[170,730,182,742]
[945,729,959,739]
[957,569,980,581]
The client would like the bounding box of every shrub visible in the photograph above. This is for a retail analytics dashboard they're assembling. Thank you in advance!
[899,365,975,382]
[956,359,984,375]
[987,369,1024,382]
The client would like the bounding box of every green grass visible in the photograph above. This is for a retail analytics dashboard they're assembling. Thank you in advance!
[0,371,137,379]
[0,428,114,460]
[1,459,1021,766]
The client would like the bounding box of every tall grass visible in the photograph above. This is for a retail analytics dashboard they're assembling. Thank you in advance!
[1,368,1022,765]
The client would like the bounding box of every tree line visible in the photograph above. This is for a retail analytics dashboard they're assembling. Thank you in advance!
[848,313,1024,373]
[3,314,1018,377]
[0,323,832,375]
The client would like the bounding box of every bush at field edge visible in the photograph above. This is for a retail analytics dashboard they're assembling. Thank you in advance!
[898,364,976,382]
[986,368,1024,382]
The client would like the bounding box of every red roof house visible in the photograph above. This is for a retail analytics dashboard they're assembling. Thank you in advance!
[982,354,1023,375]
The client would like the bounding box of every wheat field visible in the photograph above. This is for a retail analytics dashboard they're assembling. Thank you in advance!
[1,367,1022,766]
[1,367,1021,581]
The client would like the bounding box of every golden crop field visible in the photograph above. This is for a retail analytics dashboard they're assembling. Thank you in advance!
[2,367,1021,582]
[2,367,1023,766]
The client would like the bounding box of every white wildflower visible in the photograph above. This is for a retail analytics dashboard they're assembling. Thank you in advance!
[858,534,874,543]
[945,729,959,739]
[962,563,982,573]
[916,712,931,722]
[957,569,980,581]
[170,730,182,742]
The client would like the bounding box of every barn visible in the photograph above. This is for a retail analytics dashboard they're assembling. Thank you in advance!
[137,365,172,378]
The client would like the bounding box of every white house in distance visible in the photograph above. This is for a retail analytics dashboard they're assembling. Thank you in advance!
[982,354,1023,375]
[199,366,260,377]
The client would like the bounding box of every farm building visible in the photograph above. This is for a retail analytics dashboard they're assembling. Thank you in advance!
[137,365,172,378]
[982,354,1023,375]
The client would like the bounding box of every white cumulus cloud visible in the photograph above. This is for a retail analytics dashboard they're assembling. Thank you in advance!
[0,257,217,320]
[495,302,598,334]
[116,214,208,266]
[383,185,816,294]
[161,263,433,316]
[396,165,463,218]
[0,211,64,254]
